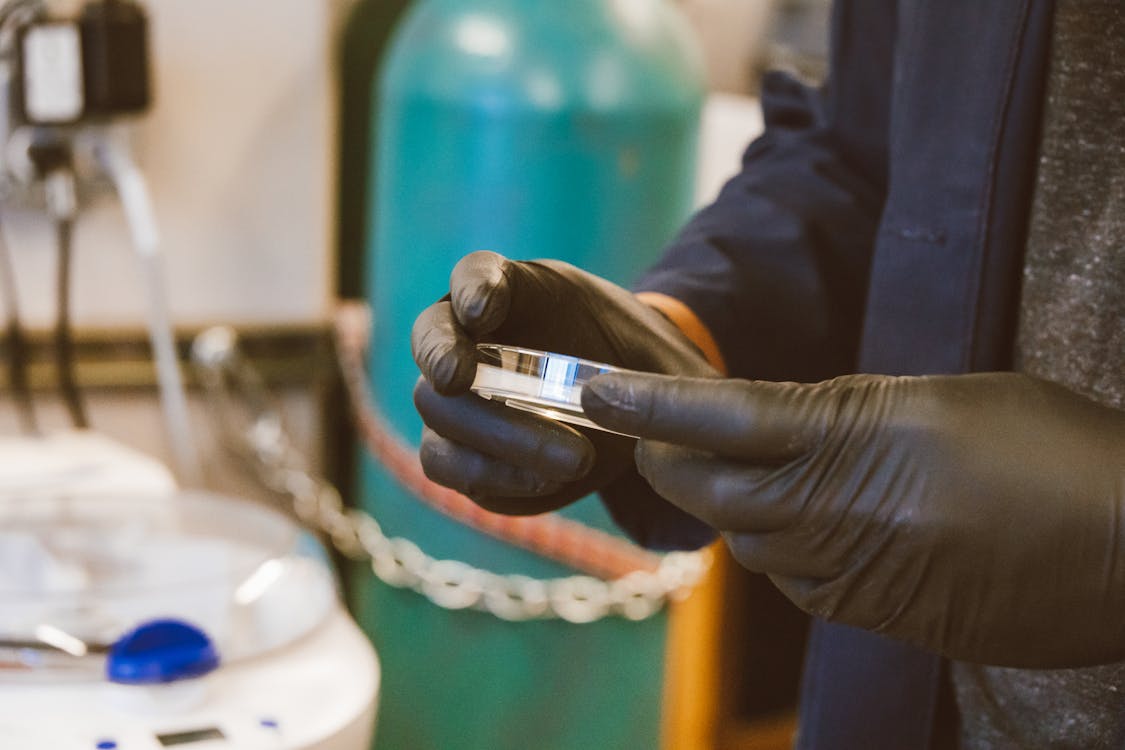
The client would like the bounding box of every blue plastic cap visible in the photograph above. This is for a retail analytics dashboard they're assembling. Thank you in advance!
[106,619,220,685]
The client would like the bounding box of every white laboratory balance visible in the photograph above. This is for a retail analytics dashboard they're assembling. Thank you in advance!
[0,2,379,748]
[0,437,379,750]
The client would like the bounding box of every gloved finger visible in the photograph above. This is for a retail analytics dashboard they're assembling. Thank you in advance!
[411,300,479,394]
[449,251,518,337]
[722,531,836,579]
[583,372,824,463]
[414,378,596,483]
[633,441,802,532]
[468,492,585,517]
[419,428,563,498]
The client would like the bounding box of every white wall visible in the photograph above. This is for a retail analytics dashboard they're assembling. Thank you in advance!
[696,92,764,206]
[677,0,775,94]
[5,0,335,330]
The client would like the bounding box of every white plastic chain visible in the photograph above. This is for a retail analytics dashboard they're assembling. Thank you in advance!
[192,319,710,624]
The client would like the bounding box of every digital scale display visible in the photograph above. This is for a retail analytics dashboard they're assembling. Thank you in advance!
[156,727,225,746]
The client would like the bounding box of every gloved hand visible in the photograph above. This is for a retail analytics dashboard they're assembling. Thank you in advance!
[581,370,1125,667]
[411,251,718,544]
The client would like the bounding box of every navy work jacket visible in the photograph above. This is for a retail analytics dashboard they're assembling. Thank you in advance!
[634,1,1057,747]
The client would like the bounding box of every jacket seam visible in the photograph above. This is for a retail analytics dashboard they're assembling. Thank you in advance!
[963,0,1034,372]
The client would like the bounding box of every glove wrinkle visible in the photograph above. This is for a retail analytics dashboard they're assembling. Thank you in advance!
[724,531,832,578]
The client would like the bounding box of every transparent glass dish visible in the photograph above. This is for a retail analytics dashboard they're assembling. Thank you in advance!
[470,343,632,436]
[0,491,337,683]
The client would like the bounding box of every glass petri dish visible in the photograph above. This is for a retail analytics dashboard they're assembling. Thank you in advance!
[471,344,633,436]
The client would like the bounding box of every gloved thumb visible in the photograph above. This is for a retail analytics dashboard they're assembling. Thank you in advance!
[582,372,823,463]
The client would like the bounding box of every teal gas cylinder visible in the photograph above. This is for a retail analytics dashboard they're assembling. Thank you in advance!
[354,2,704,748]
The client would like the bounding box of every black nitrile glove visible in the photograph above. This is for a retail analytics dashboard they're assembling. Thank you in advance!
[411,251,718,547]
[582,370,1125,667]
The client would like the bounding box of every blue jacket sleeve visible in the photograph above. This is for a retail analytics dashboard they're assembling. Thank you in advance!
[600,1,897,549]
[636,0,896,382]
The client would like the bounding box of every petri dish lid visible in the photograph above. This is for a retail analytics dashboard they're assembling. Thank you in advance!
[0,491,337,683]
[470,344,634,436]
